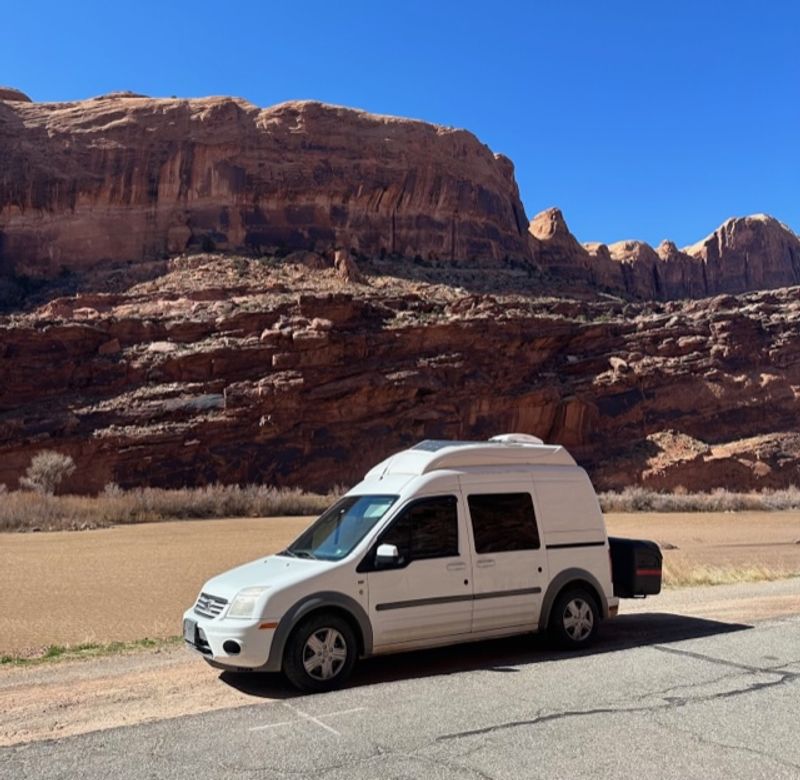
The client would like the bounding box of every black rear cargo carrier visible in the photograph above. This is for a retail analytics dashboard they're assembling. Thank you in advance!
[608,537,662,598]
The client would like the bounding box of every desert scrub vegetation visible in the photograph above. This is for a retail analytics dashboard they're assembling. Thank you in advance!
[599,486,800,513]
[1,482,799,533]
[0,484,339,532]
[662,559,798,589]
[0,636,182,666]
[19,450,76,494]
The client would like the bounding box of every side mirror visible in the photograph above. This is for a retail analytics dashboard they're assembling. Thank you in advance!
[375,543,400,568]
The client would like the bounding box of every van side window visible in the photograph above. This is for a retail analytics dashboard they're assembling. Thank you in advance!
[379,496,459,562]
[467,493,540,553]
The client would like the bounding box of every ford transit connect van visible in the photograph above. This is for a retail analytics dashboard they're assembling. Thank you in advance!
[183,435,661,691]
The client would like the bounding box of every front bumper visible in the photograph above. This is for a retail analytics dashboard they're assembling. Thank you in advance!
[182,608,275,669]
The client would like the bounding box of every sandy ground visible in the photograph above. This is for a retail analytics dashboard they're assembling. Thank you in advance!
[608,511,800,571]
[1,516,306,655]
[3,512,799,657]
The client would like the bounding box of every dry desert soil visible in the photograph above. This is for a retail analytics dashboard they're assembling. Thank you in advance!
[3,512,799,657]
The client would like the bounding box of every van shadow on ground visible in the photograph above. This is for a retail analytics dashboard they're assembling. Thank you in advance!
[219,612,751,698]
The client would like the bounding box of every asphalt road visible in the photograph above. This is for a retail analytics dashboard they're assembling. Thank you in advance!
[3,604,799,780]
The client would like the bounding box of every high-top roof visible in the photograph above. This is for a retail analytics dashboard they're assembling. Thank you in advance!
[364,435,576,479]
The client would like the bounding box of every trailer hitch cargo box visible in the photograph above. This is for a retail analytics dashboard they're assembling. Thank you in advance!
[608,537,663,598]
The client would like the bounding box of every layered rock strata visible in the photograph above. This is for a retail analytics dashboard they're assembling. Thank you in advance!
[0,256,797,493]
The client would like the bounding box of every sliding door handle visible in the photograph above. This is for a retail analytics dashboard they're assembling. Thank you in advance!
[476,559,496,568]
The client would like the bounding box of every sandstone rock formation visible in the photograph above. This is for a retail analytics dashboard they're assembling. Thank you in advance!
[0,255,797,493]
[684,214,800,293]
[0,94,530,278]
[0,87,31,102]
[529,209,800,299]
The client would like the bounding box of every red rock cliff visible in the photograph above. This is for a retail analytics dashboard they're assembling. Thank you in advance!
[529,208,800,299]
[0,94,531,277]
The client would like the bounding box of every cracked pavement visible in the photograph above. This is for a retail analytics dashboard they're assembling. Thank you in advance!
[2,613,799,779]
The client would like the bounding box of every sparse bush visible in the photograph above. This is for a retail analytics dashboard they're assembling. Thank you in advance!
[101,482,123,498]
[599,486,800,513]
[19,451,76,495]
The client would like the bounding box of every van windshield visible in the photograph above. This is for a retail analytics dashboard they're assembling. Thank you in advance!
[279,495,398,562]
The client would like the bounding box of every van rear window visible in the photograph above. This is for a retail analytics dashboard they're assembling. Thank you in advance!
[467,493,540,553]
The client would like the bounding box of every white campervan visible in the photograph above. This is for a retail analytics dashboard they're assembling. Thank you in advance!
[183,435,661,691]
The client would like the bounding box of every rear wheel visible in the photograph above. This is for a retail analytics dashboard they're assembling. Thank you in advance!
[283,612,357,692]
[548,587,600,649]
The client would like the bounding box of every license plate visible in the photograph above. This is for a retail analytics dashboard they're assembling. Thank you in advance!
[183,618,197,644]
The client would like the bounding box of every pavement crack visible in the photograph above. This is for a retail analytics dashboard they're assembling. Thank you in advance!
[438,704,643,740]
[439,658,800,742]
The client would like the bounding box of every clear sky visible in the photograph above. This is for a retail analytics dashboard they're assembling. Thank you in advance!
[3,0,797,246]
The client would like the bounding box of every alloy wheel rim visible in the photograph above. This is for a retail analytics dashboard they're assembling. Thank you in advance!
[563,598,594,641]
[302,627,348,680]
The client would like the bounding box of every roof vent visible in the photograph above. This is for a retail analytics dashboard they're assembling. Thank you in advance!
[489,433,544,446]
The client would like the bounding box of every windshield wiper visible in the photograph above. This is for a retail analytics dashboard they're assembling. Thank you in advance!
[277,549,297,558]
[293,550,318,560]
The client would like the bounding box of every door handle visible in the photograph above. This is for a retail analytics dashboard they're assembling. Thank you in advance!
[446,562,467,571]
[476,559,496,568]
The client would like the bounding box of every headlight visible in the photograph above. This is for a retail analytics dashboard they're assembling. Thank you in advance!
[227,587,269,619]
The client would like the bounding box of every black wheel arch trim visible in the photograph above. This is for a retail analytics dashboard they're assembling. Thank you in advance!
[261,592,373,673]
[538,568,609,632]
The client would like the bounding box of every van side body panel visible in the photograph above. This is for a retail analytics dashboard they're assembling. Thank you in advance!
[458,473,546,634]
[532,466,616,617]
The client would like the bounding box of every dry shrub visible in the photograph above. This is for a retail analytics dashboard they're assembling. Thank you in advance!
[19,451,76,495]
[663,559,798,588]
[0,484,340,532]
[599,486,800,513]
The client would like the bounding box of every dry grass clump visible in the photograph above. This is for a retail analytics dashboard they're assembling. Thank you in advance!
[599,486,800,513]
[1,636,182,666]
[663,559,798,588]
[0,484,338,532]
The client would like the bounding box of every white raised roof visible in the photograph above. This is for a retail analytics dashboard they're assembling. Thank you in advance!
[364,436,576,479]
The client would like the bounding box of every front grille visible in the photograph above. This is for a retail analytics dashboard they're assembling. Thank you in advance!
[194,592,228,619]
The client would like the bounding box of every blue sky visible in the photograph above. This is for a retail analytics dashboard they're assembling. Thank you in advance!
[3,0,797,246]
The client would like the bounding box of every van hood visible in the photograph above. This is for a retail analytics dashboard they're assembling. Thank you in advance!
[201,555,331,601]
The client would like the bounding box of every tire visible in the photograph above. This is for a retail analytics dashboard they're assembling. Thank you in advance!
[283,612,358,693]
[548,587,601,649]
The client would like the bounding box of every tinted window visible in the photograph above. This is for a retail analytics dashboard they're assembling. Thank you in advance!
[379,496,459,562]
[468,493,540,553]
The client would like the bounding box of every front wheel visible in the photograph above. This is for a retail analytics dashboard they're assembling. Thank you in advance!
[548,587,600,649]
[283,612,357,692]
